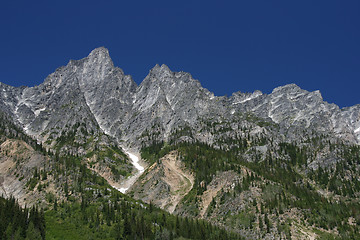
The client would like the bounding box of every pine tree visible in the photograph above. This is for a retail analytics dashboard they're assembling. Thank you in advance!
[259,216,263,230]
[25,222,42,240]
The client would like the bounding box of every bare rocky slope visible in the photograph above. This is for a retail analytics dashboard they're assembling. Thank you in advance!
[1,47,359,149]
[129,151,194,214]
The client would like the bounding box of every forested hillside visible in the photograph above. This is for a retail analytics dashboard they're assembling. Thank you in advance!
[0,196,45,240]
[137,117,360,239]
[0,111,241,240]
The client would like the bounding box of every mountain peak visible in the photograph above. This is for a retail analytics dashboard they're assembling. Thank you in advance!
[85,47,113,66]
[271,83,302,94]
[88,46,110,57]
[150,64,171,73]
[270,83,324,101]
[160,64,171,71]
[147,64,173,80]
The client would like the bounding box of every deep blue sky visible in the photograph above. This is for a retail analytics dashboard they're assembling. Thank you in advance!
[0,1,359,108]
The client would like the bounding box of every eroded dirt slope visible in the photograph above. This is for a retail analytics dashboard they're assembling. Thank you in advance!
[129,151,194,213]
[0,139,47,206]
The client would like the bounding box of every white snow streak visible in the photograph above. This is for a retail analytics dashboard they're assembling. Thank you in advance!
[115,151,145,194]
[233,92,262,105]
[288,93,305,100]
[126,152,144,172]
[34,108,46,117]
[232,97,254,105]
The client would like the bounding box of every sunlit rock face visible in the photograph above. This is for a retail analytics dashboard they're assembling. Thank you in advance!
[0,47,359,148]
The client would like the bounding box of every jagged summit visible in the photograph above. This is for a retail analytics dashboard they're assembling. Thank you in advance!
[150,63,171,71]
[65,47,113,67]
[84,46,114,68]
[0,47,359,146]
[147,64,174,80]
[88,46,110,56]
[86,46,113,65]
[271,83,323,99]
[271,83,302,93]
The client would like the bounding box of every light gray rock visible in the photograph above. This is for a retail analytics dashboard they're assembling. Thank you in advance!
[0,47,359,151]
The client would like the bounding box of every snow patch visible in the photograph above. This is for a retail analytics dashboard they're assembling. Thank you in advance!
[289,93,305,100]
[354,127,360,133]
[268,113,275,122]
[22,124,33,136]
[126,151,144,172]
[115,150,145,194]
[233,97,253,104]
[16,100,31,112]
[98,124,111,136]
[233,92,262,105]
[34,107,46,117]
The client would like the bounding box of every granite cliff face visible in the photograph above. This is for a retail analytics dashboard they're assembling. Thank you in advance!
[0,48,135,143]
[230,84,360,143]
[1,47,359,149]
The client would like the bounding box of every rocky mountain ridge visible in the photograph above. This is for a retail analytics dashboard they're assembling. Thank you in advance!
[0,47,359,150]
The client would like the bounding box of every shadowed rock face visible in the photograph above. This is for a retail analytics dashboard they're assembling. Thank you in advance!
[0,47,359,149]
